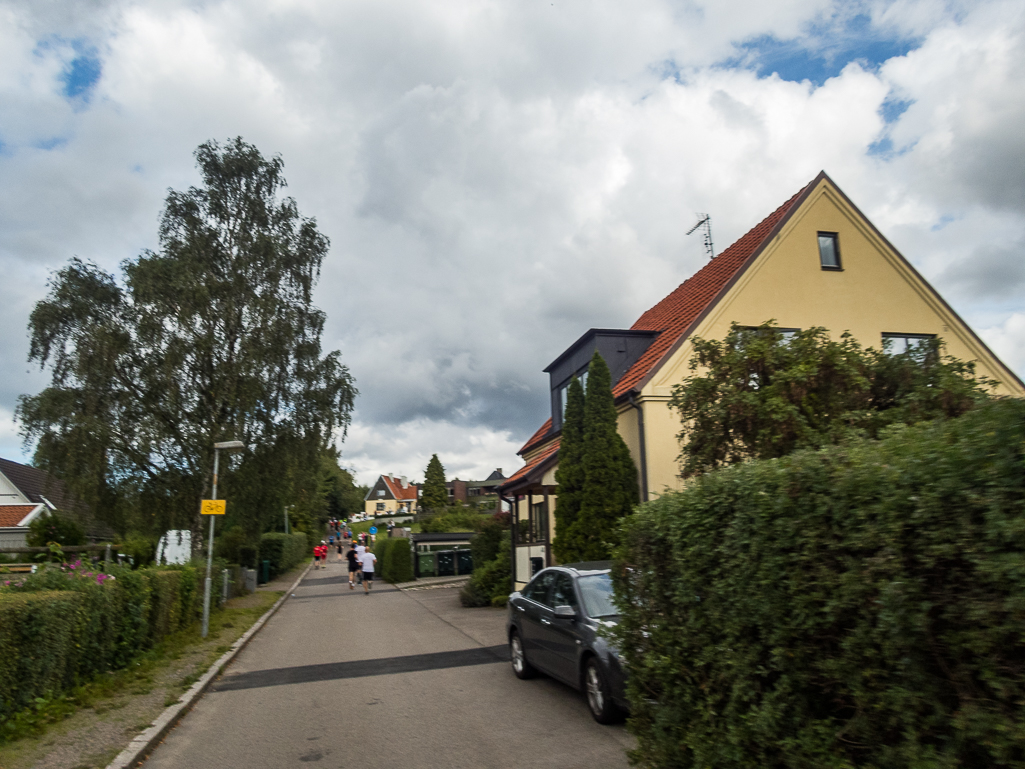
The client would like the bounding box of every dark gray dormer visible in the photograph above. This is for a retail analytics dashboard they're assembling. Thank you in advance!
[544,328,659,432]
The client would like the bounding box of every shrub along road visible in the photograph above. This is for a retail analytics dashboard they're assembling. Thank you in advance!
[143,559,633,769]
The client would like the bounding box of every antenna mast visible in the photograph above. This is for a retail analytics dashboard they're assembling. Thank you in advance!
[686,213,715,259]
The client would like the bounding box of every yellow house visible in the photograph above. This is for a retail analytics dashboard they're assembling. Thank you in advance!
[499,171,1025,588]
[363,473,419,517]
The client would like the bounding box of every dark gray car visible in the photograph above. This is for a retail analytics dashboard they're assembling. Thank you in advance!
[506,562,627,723]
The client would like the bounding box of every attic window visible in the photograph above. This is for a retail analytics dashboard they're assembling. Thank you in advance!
[377,489,385,497]
[817,232,841,270]
[558,370,588,414]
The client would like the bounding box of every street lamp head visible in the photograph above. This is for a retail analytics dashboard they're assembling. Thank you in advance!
[214,440,246,451]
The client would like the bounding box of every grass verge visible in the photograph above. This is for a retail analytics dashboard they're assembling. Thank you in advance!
[0,590,282,769]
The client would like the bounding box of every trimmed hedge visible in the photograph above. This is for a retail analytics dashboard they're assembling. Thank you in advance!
[614,399,1025,768]
[460,531,511,608]
[386,538,413,583]
[259,532,308,577]
[0,565,204,722]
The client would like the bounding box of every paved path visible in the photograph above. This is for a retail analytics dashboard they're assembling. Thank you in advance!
[144,561,633,769]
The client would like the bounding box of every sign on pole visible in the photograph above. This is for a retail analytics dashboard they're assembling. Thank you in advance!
[201,499,226,515]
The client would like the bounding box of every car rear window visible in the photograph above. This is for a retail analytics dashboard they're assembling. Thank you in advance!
[577,573,617,618]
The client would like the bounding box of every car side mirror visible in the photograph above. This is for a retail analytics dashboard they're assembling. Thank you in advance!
[553,605,576,619]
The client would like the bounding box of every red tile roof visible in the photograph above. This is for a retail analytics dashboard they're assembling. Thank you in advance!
[518,418,553,455]
[504,439,560,487]
[613,184,810,397]
[517,176,815,458]
[0,505,39,527]
[382,475,418,501]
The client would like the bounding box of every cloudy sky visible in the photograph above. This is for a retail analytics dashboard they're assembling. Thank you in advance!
[1,0,1023,486]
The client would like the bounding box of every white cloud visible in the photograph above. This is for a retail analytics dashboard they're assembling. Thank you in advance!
[0,0,1023,481]
[980,314,1025,379]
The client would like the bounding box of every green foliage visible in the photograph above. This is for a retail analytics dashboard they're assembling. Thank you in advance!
[26,513,85,548]
[670,321,996,477]
[0,563,204,724]
[376,538,412,584]
[572,352,638,560]
[553,375,585,563]
[460,531,511,608]
[470,514,510,566]
[118,535,157,568]
[613,399,1025,768]
[214,525,250,565]
[419,509,488,533]
[258,532,307,577]
[422,454,448,512]
[17,138,357,539]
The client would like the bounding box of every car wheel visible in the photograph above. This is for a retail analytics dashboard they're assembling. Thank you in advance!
[584,658,622,724]
[509,631,535,679]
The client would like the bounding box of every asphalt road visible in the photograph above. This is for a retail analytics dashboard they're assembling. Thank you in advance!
[143,561,634,769]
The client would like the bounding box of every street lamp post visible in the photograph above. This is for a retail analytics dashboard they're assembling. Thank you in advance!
[202,440,245,638]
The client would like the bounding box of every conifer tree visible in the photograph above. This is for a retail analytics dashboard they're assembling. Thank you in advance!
[572,352,639,560]
[553,375,585,563]
[422,454,448,512]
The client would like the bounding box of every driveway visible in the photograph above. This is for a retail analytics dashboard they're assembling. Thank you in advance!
[142,561,633,769]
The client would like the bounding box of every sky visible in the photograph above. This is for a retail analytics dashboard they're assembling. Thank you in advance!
[1,0,1023,487]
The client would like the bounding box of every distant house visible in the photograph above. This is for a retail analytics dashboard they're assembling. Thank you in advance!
[0,457,111,548]
[447,469,506,510]
[363,473,419,517]
[500,171,1025,588]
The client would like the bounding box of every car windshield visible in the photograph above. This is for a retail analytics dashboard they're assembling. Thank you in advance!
[577,573,617,618]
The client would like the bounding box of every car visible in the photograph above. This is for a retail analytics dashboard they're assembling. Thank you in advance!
[506,562,627,724]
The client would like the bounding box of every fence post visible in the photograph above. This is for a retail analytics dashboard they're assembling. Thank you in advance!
[222,568,230,603]
[104,543,111,570]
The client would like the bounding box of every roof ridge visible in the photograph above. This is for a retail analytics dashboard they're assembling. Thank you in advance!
[516,174,818,457]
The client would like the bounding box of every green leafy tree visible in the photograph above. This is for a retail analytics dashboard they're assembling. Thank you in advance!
[422,454,448,512]
[553,375,585,563]
[18,138,357,541]
[26,512,85,548]
[670,321,996,477]
[572,352,640,560]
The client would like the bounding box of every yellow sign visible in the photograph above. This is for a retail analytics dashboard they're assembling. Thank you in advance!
[201,499,226,515]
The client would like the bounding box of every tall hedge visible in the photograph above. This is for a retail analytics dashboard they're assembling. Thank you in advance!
[0,565,204,722]
[374,539,395,582]
[259,532,308,577]
[386,538,413,583]
[614,399,1025,768]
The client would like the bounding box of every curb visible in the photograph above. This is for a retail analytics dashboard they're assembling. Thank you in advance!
[394,574,471,590]
[105,562,313,769]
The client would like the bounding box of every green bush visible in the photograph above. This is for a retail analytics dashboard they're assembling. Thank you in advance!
[0,591,83,716]
[26,513,85,548]
[419,509,489,533]
[0,563,205,724]
[118,535,157,568]
[386,538,413,583]
[613,399,1025,768]
[460,531,511,607]
[258,532,308,577]
[373,539,394,582]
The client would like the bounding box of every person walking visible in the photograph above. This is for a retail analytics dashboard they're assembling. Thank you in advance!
[359,547,377,593]
[345,542,360,589]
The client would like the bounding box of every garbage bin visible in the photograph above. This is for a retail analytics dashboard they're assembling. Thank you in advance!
[436,550,455,577]
[260,559,270,585]
[417,552,437,577]
[456,550,473,575]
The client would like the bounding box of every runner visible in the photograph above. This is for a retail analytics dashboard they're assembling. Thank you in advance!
[313,541,323,569]
[359,546,377,593]
[345,542,360,589]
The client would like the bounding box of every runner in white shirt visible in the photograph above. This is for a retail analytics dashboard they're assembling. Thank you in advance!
[358,548,377,593]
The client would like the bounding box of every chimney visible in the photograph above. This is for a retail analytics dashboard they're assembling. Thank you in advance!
[401,476,408,488]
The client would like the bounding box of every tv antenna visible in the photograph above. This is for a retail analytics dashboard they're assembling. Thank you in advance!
[686,213,715,259]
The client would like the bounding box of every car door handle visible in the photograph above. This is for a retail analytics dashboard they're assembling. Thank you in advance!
[541,618,551,625]
[516,605,525,611]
